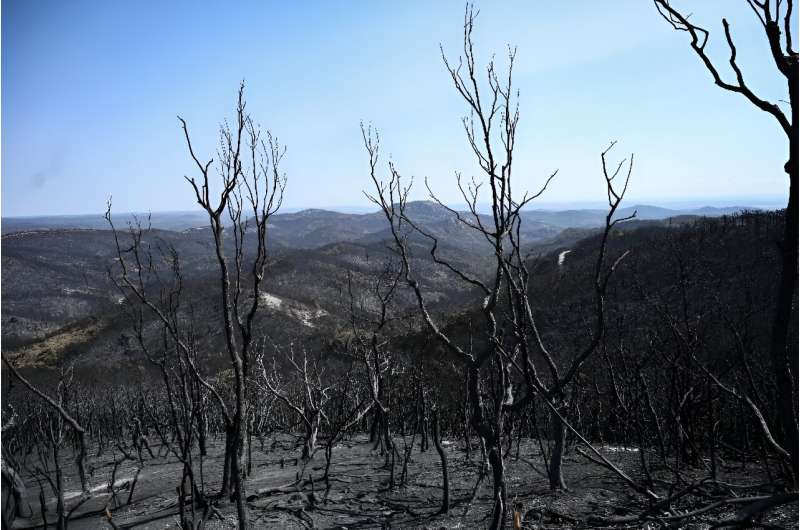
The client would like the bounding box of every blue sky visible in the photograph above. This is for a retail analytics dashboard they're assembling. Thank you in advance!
[1,0,793,216]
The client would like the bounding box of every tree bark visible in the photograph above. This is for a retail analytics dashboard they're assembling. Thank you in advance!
[487,443,506,530]
[432,409,450,514]
[301,410,320,462]
[230,436,249,530]
[770,65,798,482]
[220,429,232,497]
[548,406,568,490]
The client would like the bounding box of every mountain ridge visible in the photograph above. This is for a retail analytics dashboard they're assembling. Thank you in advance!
[2,201,762,237]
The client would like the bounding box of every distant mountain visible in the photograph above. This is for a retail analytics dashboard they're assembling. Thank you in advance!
[266,208,387,248]
[266,201,560,250]
[3,203,760,238]
[519,204,754,228]
[619,204,753,220]
[0,203,782,374]
[1,211,211,234]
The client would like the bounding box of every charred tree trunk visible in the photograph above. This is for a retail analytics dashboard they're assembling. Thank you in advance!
[301,409,321,462]
[771,75,798,482]
[369,411,380,446]
[548,405,568,491]
[653,0,799,486]
[197,409,208,457]
[419,387,429,453]
[432,409,450,515]
[468,366,507,530]
[230,432,249,529]
[220,428,232,497]
[74,431,88,497]
[53,445,65,530]
[463,372,472,462]
[486,441,506,530]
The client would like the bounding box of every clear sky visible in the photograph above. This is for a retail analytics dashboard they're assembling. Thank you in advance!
[1,0,794,216]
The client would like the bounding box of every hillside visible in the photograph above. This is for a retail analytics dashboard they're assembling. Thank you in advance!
[0,205,772,379]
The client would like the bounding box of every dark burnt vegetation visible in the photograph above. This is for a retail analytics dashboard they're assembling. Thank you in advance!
[4,211,795,529]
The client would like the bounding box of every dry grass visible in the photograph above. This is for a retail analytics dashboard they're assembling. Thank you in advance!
[6,319,105,368]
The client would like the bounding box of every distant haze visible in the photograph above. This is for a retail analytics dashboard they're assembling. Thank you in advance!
[0,196,787,221]
[0,200,782,236]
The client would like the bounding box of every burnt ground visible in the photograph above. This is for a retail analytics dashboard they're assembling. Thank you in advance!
[8,434,798,529]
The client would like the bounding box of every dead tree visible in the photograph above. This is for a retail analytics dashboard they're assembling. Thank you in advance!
[1,359,88,496]
[431,406,450,515]
[259,344,332,464]
[364,7,633,526]
[107,82,286,530]
[1,404,32,528]
[14,366,88,530]
[341,261,403,479]
[505,142,634,492]
[654,0,798,481]
[319,363,374,497]
[180,82,285,528]
[362,7,529,520]
[130,297,210,528]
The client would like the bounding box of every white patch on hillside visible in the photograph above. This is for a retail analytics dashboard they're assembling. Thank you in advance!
[259,292,326,328]
[260,293,283,309]
[558,249,572,267]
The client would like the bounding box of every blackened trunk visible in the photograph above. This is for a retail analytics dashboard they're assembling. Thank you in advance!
[53,446,65,530]
[463,371,472,461]
[487,442,506,530]
[301,411,320,462]
[197,410,208,457]
[467,365,506,530]
[220,430,232,497]
[369,409,380,446]
[548,406,567,490]
[75,431,88,493]
[771,87,799,482]
[432,409,449,514]
[230,437,249,530]
[247,416,253,477]
[419,391,429,453]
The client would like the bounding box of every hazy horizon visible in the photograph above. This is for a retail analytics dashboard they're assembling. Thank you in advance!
[3,0,795,217]
[1,194,788,220]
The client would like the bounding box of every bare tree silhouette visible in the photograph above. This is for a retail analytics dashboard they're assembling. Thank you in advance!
[654,0,798,481]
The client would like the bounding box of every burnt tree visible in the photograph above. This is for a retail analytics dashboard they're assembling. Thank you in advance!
[654,0,798,481]
[363,6,635,526]
[108,82,286,529]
